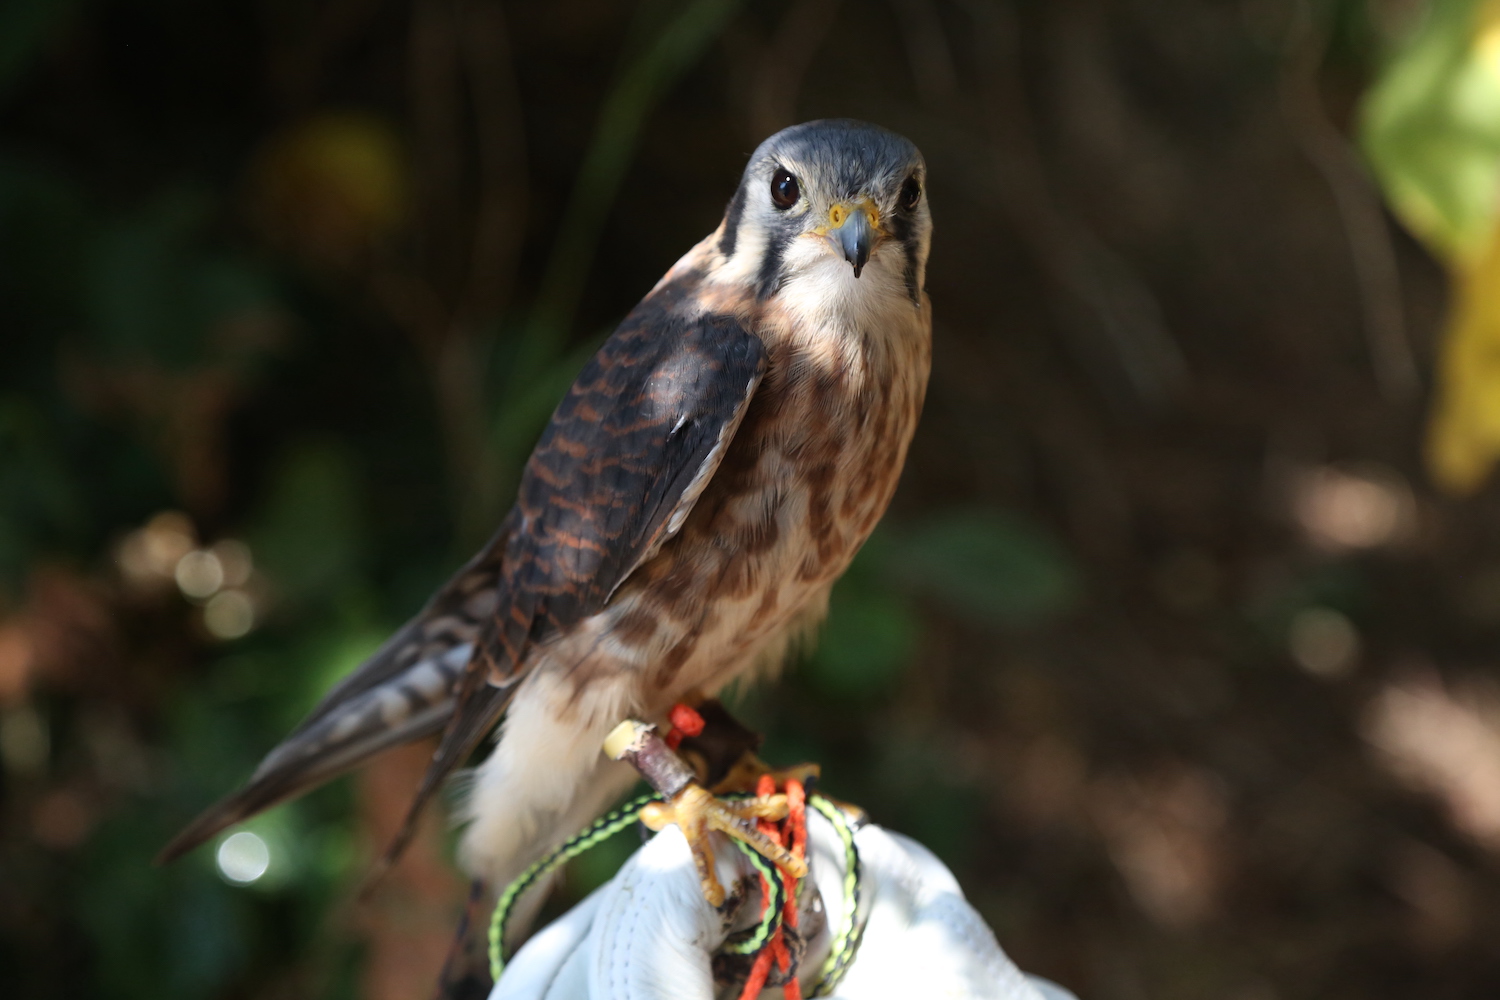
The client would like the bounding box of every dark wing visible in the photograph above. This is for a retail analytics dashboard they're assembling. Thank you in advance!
[378,304,766,865]
[161,296,765,867]
[156,531,508,864]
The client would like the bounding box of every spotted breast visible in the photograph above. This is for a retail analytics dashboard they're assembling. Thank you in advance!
[611,288,931,701]
[457,247,932,882]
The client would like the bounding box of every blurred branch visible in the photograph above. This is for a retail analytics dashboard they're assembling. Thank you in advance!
[888,0,957,106]
[459,0,527,326]
[466,0,747,535]
[746,0,843,142]
[957,0,1188,414]
[356,740,464,1000]
[1280,1,1419,405]
[401,0,481,538]
[448,0,529,540]
[409,0,466,304]
[386,0,531,545]
[520,0,746,372]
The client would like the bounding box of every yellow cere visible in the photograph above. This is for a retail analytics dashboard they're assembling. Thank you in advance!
[813,200,883,237]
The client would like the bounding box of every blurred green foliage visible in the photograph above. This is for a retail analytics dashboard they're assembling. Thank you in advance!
[0,399,84,585]
[1363,0,1500,493]
[248,446,366,607]
[802,512,1079,700]
[1363,0,1500,261]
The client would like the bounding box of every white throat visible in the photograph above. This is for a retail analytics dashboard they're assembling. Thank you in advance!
[772,235,917,340]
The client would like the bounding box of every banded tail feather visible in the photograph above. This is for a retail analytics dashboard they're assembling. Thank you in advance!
[155,529,508,864]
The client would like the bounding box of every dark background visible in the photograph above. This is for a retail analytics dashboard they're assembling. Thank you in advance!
[4,1,1498,998]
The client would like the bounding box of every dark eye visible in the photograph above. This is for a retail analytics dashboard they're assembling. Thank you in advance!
[899,175,922,210]
[770,168,800,209]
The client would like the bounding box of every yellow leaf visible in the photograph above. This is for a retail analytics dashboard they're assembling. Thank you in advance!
[1428,215,1500,492]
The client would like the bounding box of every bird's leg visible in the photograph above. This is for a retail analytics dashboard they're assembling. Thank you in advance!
[639,784,804,906]
[660,696,821,797]
[604,719,808,907]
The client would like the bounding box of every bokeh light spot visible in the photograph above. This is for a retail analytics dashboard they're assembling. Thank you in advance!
[217,831,271,884]
[211,539,254,588]
[0,704,48,776]
[143,512,196,574]
[1366,673,1500,851]
[1292,464,1413,552]
[1289,607,1360,679]
[116,511,199,593]
[175,550,225,600]
[204,590,256,640]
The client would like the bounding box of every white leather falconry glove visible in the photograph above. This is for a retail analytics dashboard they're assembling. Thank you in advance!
[487,803,1079,1000]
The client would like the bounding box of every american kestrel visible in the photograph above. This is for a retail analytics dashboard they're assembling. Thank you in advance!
[162,118,932,909]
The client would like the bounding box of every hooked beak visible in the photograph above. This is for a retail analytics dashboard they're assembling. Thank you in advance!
[827,202,877,278]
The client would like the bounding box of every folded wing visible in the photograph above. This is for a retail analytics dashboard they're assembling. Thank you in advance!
[381,305,767,864]
[160,295,765,867]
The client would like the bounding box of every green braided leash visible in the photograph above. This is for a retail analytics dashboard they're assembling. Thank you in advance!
[805,795,865,997]
[721,835,787,955]
[487,792,661,982]
[485,791,865,994]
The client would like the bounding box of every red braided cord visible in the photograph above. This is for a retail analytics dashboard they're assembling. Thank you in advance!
[779,778,807,998]
[786,779,807,861]
[732,771,812,999]
[783,779,806,930]
[739,946,775,1000]
[773,927,799,1000]
[736,772,782,1000]
[732,779,816,995]
[738,867,778,1000]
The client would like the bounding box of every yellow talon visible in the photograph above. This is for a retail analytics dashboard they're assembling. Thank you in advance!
[602,716,811,907]
[641,783,809,907]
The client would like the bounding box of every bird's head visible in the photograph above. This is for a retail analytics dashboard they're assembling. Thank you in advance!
[714,119,930,310]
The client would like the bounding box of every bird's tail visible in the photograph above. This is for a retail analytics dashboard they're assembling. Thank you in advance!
[434,879,501,1000]
[157,681,458,865]
[157,527,510,865]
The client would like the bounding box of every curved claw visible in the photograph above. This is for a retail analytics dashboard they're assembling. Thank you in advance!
[641,784,808,907]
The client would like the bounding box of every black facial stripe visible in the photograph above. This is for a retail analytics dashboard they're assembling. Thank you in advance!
[727,122,928,300]
[756,226,795,300]
[902,237,921,303]
[719,185,747,257]
[887,210,913,243]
